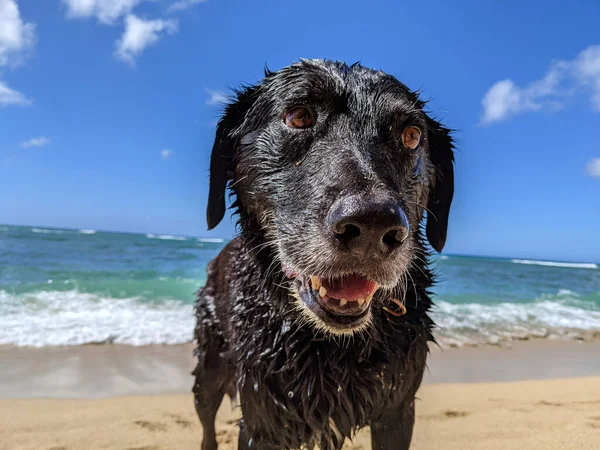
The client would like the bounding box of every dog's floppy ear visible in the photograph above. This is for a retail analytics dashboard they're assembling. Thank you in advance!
[425,117,455,253]
[206,86,259,230]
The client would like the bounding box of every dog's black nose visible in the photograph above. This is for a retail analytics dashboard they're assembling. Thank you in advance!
[327,196,410,254]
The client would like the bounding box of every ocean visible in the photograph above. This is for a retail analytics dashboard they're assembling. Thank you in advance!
[1,224,599,348]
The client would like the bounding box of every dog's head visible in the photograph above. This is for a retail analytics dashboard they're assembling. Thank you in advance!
[206,60,454,335]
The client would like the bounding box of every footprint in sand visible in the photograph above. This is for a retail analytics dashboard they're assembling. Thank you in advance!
[217,429,236,444]
[164,413,194,429]
[589,416,600,429]
[510,407,534,413]
[536,400,563,407]
[443,410,470,418]
[133,420,167,432]
[422,410,470,420]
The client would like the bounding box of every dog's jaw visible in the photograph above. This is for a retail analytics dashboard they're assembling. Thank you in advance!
[283,270,383,336]
[276,237,415,336]
[289,285,374,337]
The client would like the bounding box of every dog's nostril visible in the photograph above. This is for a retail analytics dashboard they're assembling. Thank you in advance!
[382,230,399,248]
[333,223,361,243]
[382,226,409,249]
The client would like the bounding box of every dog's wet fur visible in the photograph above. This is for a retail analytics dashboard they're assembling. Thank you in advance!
[192,59,455,450]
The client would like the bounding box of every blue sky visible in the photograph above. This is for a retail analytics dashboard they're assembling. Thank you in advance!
[1,0,599,262]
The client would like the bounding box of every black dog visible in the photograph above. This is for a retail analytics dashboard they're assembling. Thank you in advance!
[193,59,454,450]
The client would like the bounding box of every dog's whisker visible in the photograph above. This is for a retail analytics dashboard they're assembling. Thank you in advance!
[409,258,431,281]
[404,199,439,222]
[242,238,281,260]
[404,270,419,308]
[229,175,249,189]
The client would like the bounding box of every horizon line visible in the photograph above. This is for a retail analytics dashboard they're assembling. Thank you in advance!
[2,222,598,265]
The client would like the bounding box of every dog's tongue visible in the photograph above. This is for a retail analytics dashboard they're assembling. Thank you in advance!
[322,274,378,301]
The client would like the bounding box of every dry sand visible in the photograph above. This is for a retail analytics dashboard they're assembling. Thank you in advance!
[1,341,600,450]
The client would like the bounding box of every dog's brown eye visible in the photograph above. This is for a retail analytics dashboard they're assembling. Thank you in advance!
[402,126,421,150]
[284,107,315,129]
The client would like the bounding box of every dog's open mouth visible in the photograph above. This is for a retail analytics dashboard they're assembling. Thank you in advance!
[285,266,379,332]
[308,274,379,313]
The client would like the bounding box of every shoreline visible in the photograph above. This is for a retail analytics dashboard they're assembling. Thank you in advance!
[2,340,600,449]
[1,339,600,399]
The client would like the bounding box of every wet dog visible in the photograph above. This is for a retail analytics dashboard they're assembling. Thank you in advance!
[193,59,454,450]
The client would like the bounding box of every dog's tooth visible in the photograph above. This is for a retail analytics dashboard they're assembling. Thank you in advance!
[310,276,321,290]
[366,292,375,303]
[339,298,347,307]
[357,298,365,306]
[319,286,327,297]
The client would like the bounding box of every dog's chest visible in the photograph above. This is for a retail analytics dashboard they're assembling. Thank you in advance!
[234,320,414,449]
[231,294,412,439]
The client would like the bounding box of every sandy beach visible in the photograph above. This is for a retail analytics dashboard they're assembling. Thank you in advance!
[1,341,600,450]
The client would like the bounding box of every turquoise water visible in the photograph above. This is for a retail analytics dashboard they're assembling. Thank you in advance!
[1,224,599,347]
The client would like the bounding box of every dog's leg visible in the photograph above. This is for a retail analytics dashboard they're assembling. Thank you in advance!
[370,400,416,450]
[237,419,249,450]
[194,383,225,450]
[193,358,228,450]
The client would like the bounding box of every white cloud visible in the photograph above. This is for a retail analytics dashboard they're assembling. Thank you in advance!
[206,89,227,105]
[0,78,31,106]
[62,0,144,24]
[0,0,35,106]
[20,136,50,148]
[586,158,600,178]
[167,0,207,13]
[481,45,600,124]
[160,148,173,159]
[115,14,178,66]
[0,0,36,67]
[574,46,600,110]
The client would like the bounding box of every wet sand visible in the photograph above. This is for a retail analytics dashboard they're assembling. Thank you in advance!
[1,341,600,449]
[2,340,600,399]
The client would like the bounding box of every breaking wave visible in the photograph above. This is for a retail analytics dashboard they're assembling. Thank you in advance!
[146,234,188,241]
[0,290,194,347]
[511,259,598,270]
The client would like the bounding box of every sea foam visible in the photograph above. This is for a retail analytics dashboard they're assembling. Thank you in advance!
[432,293,600,347]
[2,288,598,348]
[511,259,598,270]
[146,234,188,241]
[31,228,66,234]
[0,290,194,347]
